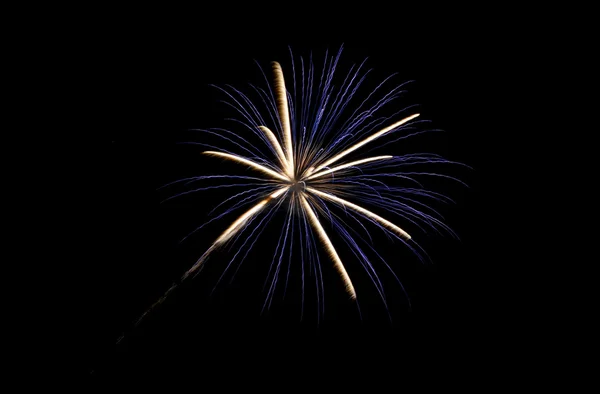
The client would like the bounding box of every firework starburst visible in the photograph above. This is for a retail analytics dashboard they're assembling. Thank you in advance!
[120,47,466,338]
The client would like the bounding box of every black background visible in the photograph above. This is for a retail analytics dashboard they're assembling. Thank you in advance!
[64,10,517,386]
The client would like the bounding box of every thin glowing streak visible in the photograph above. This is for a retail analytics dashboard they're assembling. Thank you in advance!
[215,187,289,244]
[125,187,289,335]
[306,187,411,240]
[299,193,356,299]
[258,125,289,176]
[272,61,295,178]
[185,187,289,277]
[306,113,420,176]
[203,151,288,182]
[306,155,393,181]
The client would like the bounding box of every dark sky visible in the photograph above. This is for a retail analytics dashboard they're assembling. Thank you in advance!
[71,13,513,385]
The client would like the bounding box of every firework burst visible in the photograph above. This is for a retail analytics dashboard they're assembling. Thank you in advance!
[120,47,466,338]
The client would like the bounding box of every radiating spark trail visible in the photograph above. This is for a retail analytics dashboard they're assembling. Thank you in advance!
[203,151,289,182]
[214,187,289,244]
[258,125,288,173]
[179,186,289,286]
[299,193,356,299]
[305,155,394,181]
[272,61,294,179]
[306,187,411,240]
[118,188,290,339]
[306,113,420,176]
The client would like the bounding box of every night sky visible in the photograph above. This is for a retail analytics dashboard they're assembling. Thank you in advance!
[71,13,512,385]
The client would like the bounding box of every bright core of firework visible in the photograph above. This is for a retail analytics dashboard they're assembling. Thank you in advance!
[181,61,424,301]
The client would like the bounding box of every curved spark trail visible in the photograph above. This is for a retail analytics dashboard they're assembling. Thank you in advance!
[300,193,356,298]
[306,187,411,241]
[258,126,288,171]
[304,113,420,177]
[202,151,288,182]
[306,155,394,181]
[272,61,295,179]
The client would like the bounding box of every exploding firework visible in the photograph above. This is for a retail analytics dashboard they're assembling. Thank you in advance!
[120,47,466,338]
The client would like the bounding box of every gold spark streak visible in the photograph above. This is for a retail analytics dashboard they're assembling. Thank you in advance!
[258,125,289,177]
[299,193,356,299]
[120,187,290,341]
[184,187,289,278]
[272,62,294,179]
[307,187,411,240]
[216,187,288,243]
[203,151,289,182]
[306,113,420,176]
[305,155,394,181]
